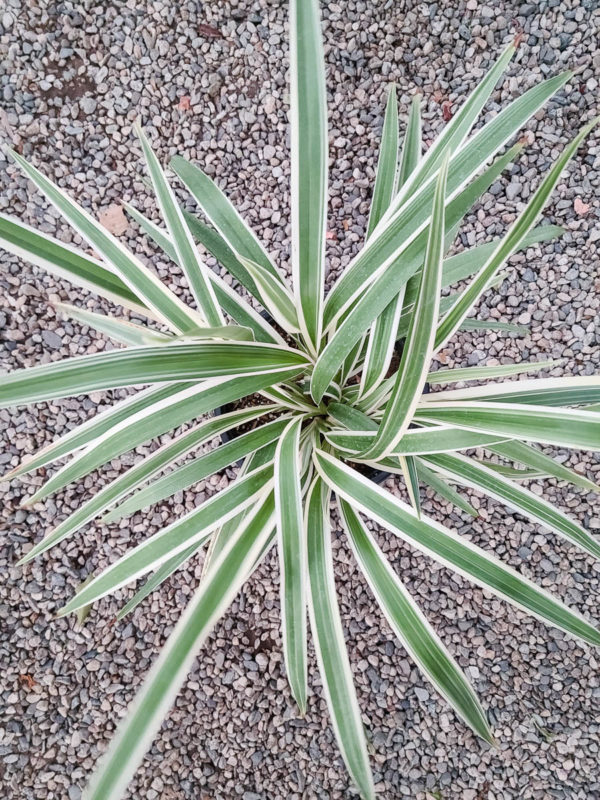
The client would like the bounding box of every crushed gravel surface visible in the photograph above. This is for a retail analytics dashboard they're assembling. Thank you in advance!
[1,0,600,798]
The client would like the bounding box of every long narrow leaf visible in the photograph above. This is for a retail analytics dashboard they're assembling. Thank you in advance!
[339,499,492,741]
[395,94,421,192]
[23,371,304,505]
[306,479,375,799]
[104,416,289,523]
[360,155,448,459]
[55,303,171,346]
[58,465,274,615]
[84,493,275,800]
[324,70,571,329]
[314,449,600,645]
[20,408,279,561]
[424,452,600,558]
[274,417,308,711]
[124,201,283,344]
[488,440,599,493]
[311,142,523,403]
[415,401,600,450]
[435,117,599,349]
[0,213,152,318]
[136,125,223,326]
[6,149,203,333]
[0,341,309,408]
[289,0,328,353]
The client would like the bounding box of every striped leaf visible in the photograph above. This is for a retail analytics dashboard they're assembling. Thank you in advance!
[400,455,421,516]
[0,341,309,408]
[6,149,203,333]
[6,383,190,480]
[306,479,375,799]
[124,201,283,344]
[311,141,523,403]
[415,402,600,450]
[0,213,151,318]
[104,416,289,523]
[424,452,600,558]
[422,375,600,407]
[487,440,599,493]
[58,464,274,616]
[435,117,599,349]
[395,94,421,192]
[339,499,492,741]
[290,0,328,353]
[274,417,308,711]
[416,462,478,517]
[136,125,223,326]
[116,543,200,620]
[170,157,280,280]
[325,425,504,457]
[314,449,600,646]
[427,359,559,386]
[359,85,403,401]
[23,372,302,505]
[19,408,279,562]
[84,493,275,800]
[367,84,399,236]
[359,155,448,459]
[55,303,171,346]
[323,70,571,330]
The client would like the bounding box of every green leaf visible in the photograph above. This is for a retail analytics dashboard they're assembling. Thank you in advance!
[311,142,523,403]
[116,543,200,620]
[458,319,527,335]
[6,149,203,334]
[306,479,375,800]
[19,407,279,562]
[83,493,275,800]
[415,401,600,451]
[400,455,421,516]
[339,499,492,742]
[175,325,255,342]
[290,0,328,352]
[435,117,599,349]
[136,125,223,326]
[201,443,279,579]
[487,440,599,493]
[170,156,280,279]
[239,256,301,334]
[391,44,514,204]
[124,201,283,344]
[424,375,600,407]
[358,85,406,403]
[395,94,421,192]
[314,449,600,646]
[0,213,151,318]
[367,85,399,236]
[58,463,274,616]
[0,341,309,408]
[424,452,600,559]
[22,371,304,505]
[416,461,478,517]
[323,69,571,330]
[55,303,172,346]
[427,359,559,386]
[359,154,448,459]
[274,417,308,712]
[439,225,563,291]
[104,416,290,523]
[325,425,504,457]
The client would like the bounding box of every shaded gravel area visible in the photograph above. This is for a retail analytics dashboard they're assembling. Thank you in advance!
[2,0,600,798]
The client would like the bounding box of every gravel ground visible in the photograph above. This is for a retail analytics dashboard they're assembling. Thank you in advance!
[2,0,600,798]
